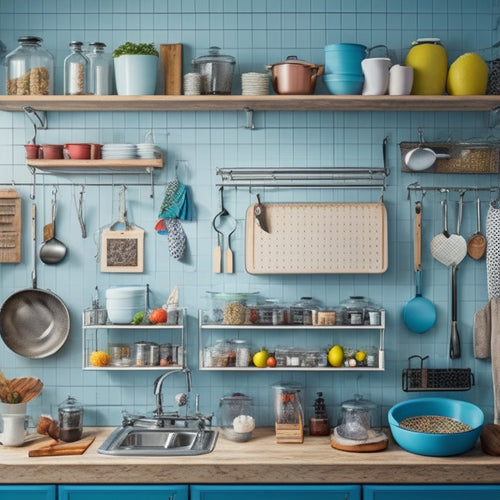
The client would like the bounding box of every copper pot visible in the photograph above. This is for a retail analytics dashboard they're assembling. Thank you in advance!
[267,56,324,95]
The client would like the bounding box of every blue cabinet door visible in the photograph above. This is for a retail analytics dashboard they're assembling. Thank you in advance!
[364,485,500,500]
[58,484,188,500]
[191,484,361,500]
[0,485,56,500]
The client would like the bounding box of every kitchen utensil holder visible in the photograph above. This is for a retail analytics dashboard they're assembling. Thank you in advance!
[402,355,474,392]
[400,141,499,174]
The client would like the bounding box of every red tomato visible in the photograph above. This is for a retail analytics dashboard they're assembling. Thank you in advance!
[266,356,277,367]
[150,308,168,324]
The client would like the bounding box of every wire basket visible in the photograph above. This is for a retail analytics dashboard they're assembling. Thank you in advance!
[402,355,474,392]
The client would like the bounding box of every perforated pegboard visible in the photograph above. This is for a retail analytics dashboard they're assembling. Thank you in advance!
[245,202,388,274]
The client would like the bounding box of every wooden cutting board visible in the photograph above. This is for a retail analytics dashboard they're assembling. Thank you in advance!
[160,43,183,95]
[28,436,95,457]
[245,202,388,274]
[480,424,500,455]
[0,190,21,263]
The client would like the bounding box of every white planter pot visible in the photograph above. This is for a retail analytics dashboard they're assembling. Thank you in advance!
[114,54,158,95]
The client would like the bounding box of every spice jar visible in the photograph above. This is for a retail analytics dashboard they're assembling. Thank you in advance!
[290,297,321,325]
[64,41,89,95]
[219,393,255,442]
[87,42,111,95]
[58,395,83,442]
[5,36,54,95]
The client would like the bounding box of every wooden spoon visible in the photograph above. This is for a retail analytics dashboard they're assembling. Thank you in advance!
[467,197,487,260]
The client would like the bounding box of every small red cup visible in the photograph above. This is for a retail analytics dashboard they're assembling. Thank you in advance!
[89,143,102,159]
[64,143,92,160]
[40,144,64,159]
[24,144,40,159]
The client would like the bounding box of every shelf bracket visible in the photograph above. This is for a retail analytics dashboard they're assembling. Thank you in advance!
[244,107,255,130]
[489,106,500,128]
[23,106,48,130]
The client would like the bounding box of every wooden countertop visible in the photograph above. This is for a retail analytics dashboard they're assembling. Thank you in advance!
[1,427,499,485]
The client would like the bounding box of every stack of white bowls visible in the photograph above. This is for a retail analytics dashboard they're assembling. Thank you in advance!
[106,286,146,324]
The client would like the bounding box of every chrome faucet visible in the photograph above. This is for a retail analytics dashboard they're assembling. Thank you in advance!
[153,368,192,417]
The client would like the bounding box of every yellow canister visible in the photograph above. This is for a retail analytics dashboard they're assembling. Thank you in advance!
[405,38,448,95]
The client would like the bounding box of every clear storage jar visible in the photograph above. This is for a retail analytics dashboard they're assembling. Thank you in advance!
[58,395,83,442]
[5,36,54,95]
[64,41,89,95]
[218,393,255,441]
[87,42,111,95]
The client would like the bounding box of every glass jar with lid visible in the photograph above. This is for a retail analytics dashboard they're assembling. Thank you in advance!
[5,36,54,95]
[290,297,321,325]
[340,296,371,325]
[58,395,83,442]
[87,42,111,95]
[64,41,89,95]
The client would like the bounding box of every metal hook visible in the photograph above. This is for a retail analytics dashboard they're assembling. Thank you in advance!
[29,167,36,200]
[23,106,47,130]
[244,107,255,130]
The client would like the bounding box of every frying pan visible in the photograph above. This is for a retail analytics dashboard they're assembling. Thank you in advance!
[402,201,436,333]
[0,204,70,358]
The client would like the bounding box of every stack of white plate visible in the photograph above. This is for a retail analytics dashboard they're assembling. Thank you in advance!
[102,143,137,159]
[241,72,269,95]
[136,143,161,159]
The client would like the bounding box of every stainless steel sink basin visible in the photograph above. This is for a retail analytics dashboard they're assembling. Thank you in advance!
[98,426,218,456]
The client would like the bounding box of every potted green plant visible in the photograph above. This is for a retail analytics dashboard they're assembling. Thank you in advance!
[112,42,159,95]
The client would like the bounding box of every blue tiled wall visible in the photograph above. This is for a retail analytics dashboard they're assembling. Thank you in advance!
[0,0,499,428]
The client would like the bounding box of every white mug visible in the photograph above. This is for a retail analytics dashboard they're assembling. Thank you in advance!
[1,413,26,446]
[389,64,414,95]
[361,57,391,95]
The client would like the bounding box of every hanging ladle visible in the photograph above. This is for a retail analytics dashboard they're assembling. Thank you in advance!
[405,128,450,171]
[39,187,67,264]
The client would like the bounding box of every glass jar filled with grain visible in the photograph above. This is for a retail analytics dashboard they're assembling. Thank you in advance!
[64,41,89,95]
[5,36,54,95]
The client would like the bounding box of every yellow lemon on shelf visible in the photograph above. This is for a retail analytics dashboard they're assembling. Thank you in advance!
[447,52,489,95]
[328,345,344,367]
[355,351,366,363]
[252,348,269,368]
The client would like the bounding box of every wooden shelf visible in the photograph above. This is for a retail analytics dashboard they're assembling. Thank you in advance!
[26,157,163,175]
[3,94,500,112]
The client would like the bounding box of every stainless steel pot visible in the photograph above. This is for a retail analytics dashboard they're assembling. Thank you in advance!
[267,56,324,95]
[192,46,235,95]
[0,204,70,358]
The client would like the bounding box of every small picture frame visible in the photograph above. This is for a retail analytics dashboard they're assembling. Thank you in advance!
[101,226,144,273]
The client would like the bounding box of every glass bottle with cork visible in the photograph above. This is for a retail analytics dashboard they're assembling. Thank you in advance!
[64,41,89,95]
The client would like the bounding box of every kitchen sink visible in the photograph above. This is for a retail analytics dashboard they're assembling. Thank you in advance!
[98,426,218,456]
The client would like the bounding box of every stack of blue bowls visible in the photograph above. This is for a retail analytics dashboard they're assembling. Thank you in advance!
[323,43,366,95]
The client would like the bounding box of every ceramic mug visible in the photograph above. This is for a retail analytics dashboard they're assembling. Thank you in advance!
[0,413,26,446]
[24,144,40,159]
[389,64,414,95]
[64,143,92,160]
[40,144,64,160]
[361,57,391,95]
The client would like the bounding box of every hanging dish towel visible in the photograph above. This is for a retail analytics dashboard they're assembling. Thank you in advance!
[473,297,500,424]
[486,202,500,298]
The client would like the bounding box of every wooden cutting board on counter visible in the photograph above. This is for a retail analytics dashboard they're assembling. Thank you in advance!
[28,436,95,457]
[245,202,388,274]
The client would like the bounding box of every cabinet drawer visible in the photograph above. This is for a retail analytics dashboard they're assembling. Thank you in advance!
[364,485,500,500]
[191,484,361,500]
[0,485,55,500]
[58,485,188,500]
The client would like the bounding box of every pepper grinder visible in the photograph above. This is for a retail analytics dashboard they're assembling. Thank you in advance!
[309,392,330,436]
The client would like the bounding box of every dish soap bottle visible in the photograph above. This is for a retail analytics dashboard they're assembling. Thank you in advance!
[309,392,330,436]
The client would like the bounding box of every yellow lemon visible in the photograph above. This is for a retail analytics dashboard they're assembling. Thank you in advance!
[252,348,269,368]
[355,351,366,363]
[447,52,489,95]
[328,345,344,367]
[405,42,448,95]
